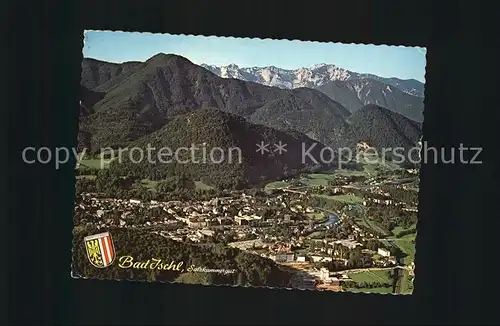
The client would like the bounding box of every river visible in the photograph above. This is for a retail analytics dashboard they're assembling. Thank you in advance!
[312,207,340,227]
[323,214,339,227]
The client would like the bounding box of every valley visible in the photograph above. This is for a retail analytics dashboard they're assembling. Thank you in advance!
[75,146,418,293]
[74,51,422,294]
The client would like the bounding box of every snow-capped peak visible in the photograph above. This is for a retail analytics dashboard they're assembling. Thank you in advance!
[200,62,425,96]
[311,63,329,69]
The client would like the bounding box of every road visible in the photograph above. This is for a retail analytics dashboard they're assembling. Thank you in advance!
[281,188,307,195]
[382,177,417,185]
[392,266,413,294]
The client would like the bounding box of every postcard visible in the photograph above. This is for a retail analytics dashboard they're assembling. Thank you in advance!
[72,30,424,294]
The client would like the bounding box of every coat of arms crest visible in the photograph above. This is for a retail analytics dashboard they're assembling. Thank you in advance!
[84,232,115,268]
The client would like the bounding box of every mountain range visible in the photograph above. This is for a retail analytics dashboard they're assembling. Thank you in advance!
[109,108,331,189]
[316,78,424,122]
[200,63,425,98]
[79,53,422,187]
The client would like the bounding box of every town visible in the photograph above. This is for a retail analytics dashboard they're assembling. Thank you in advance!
[74,163,418,294]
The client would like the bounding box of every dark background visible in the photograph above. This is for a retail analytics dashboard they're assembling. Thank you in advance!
[4,0,491,324]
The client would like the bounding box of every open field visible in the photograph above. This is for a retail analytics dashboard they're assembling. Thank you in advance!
[263,167,376,190]
[378,239,394,248]
[347,269,393,284]
[345,269,394,294]
[362,163,378,175]
[141,179,160,191]
[359,155,401,169]
[397,233,417,241]
[308,173,335,179]
[194,181,214,190]
[77,150,120,170]
[299,178,328,187]
[354,216,373,232]
[391,224,417,237]
[346,287,393,294]
[335,169,368,177]
[78,159,109,169]
[308,231,325,239]
[299,173,335,186]
[378,238,415,265]
[264,181,289,189]
[351,158,403,178]
[306,212,326,221]
[393,239,416,264]
[315,194,364,204]
[262,166,385,191]
[264,172,335,189]
[363,216,391,236]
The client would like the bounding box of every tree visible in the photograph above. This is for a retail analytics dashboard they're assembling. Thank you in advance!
[175,272,212,285]
[366,239,379,251]
[348,248,363,268]
[262,208,274,219]
[237,272,246,286]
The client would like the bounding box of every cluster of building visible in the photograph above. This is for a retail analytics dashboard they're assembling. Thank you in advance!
[358,186,418,211]
[73,164,417,291]
[227,232,398,269]
[74,191,332,245]
[291,266,347,291]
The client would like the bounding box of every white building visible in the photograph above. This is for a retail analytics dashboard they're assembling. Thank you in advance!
[270,253,294,262]
[378,248,391,257]
[310,255,333,263]
[235,215,262,226]
[332,240,362,250]
[296,255,306,262]
[187,219,208,228]
[319,268,330,281]
[197,229,216,237]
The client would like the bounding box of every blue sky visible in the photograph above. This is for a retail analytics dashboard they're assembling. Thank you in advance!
[83,30,426,82]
